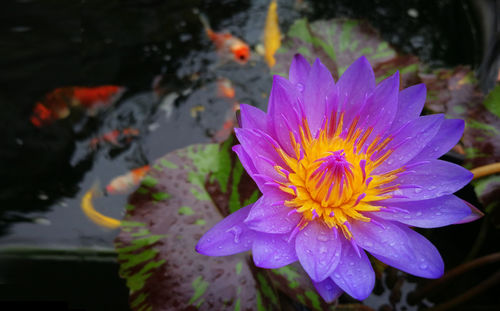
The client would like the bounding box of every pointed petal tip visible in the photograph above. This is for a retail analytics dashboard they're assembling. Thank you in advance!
[313,278,343,303]
[293,53,309,63]
[357,55,369,63]
[454,201,484,224]
[195,237,213,256]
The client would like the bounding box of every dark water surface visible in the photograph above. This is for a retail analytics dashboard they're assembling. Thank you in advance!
[0,0,491,310]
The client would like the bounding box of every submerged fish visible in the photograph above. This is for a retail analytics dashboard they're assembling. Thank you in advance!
[216,77,236,99]
[72,85,126,115]
[29,85,125,127]
[199,13,250,64]
[262,0,281,68]
[89,128,140,149]
[81,183,121,229]
[106,165,150,195]
[212,102,240,142]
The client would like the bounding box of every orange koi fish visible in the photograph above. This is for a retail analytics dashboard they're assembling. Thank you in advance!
[30,102,58,128]
[81,183,121,229]
[217,77,236,99]
[105,165,150,195]
[30,85,125,127]
[89,128,140,149]
[212,102,240,142]
[72,85,126,113]
[199,13,250,64]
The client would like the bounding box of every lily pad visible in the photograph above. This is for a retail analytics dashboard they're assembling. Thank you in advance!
[419,68,500,168]
[115,143,280,311]
[273,18,420,85]
[268,263,336,311]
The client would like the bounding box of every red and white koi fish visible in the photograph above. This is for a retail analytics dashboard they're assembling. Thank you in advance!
[105,165,150,195]
[199,13,250,64]
[217,77,236,99]
[212,102,240,142]
[30,85,126,127]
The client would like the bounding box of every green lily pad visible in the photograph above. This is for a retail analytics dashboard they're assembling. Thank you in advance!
[273,18,420,85]
[114,143,280,311]
[419,68,500,169]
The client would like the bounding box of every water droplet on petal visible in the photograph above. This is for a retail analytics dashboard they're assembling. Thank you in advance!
[319,246,327,254]
[420,263,428,270]
[226,226,242,243]
[317,235,329,242]
[416,212,423,216]
[296,83,304,92]
[414,188,423,193]
[428,186,437,191]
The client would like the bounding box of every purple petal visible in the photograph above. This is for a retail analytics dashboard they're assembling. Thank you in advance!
[351,219,413,269]
[373,114,444,174]
[337,56,376,125]
[295,221,342,282]
[233,144,258,176]
[196,204,255,256]
[289,54,311,87]
[245,195,300,234]
[252,232,298,268]
[267,75,302,155]
[387,160,473,202]
[454,200,484,224]
[370,195,472,228]
[234,128,288,182]
[357,72,400,142]
[233,144,285,197]
[303,58,335,137]
[371,223,444,278]
[239,103,268,131]
[411,119,465,162]
[324,84,339,120]
[312,278,343,303]
[330,239,375,300]
[390,84,426,131]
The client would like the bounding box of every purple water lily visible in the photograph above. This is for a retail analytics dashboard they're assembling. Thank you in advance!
[196,54,480,302]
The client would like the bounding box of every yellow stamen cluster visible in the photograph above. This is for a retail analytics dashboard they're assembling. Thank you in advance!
[273,113,403,239]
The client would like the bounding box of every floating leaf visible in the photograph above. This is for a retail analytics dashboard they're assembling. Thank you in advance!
[115,143,280,311]
[273,18,419,85]
[268,263,336,311]
[420,68,500,169]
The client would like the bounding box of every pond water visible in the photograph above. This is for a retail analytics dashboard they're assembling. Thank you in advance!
[0,0,495,310]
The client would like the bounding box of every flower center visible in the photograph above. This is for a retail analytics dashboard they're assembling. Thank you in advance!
[273,113,403,239]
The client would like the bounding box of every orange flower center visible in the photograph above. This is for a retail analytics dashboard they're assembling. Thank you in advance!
[273,113,403,239]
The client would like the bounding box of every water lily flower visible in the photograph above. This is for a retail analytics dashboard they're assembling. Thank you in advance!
[196,54,480,302]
